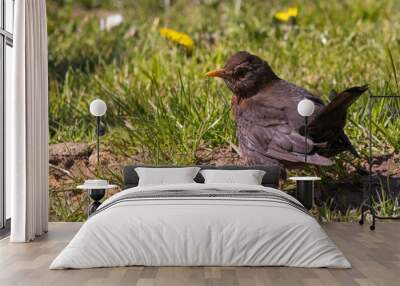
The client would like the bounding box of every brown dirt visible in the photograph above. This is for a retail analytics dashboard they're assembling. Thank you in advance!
[49,143,244,191]
[370,153,400,178]
[49,143,142,191]
[195,145,244,166]
[49,143,400,191]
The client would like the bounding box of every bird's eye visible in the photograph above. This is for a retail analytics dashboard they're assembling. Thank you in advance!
[235,68,248,78]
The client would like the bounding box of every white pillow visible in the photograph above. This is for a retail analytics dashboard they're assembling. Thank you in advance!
[135,167,200,186]
[200,169,266,185]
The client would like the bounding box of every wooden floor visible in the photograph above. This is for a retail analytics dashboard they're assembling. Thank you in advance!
[0,222,399,286]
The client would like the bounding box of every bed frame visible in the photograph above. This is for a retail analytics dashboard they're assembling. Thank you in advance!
[122,165,282,189]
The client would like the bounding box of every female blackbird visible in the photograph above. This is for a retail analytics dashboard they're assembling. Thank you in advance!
[207,51,367,167]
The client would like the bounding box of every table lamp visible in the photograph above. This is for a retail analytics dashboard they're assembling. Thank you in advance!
[297,98,315,164]
[89,99,107,165]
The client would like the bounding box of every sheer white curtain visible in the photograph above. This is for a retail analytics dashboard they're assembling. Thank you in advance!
[7,0,49,242]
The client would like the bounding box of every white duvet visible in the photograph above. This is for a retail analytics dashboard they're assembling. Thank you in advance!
[50,183,350,269]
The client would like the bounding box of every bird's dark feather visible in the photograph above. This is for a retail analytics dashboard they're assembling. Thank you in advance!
[307,85,368,147]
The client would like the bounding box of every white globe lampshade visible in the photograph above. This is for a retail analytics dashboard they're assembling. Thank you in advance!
[90,99,107,117]
[297,99,315,117]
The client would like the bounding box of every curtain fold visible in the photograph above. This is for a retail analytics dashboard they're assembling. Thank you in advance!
[8,0,49,242]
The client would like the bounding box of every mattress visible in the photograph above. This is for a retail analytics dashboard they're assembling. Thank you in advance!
[50,183,350,269]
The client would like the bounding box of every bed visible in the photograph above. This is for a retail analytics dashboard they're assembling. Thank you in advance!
[50,165,350,269]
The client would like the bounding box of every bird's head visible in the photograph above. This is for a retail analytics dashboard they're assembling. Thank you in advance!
[206,51,278,98]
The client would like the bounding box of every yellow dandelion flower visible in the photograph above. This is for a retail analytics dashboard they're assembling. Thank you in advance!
[159,28,194,50]
[274,7,298,23]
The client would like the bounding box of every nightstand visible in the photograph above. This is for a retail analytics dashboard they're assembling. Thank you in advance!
[289,176,321,210]
[77,180,118,216]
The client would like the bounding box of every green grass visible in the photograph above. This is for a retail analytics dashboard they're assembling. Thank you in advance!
[373,177,400,218]
[313,199,361,223]
[48,0,400,162]
[47,0,400,221]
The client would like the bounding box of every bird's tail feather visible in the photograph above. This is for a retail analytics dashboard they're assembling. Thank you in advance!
[307,84,368,157]
[316,85,368,120]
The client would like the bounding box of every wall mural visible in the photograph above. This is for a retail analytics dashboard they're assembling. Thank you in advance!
[47,0,400,222]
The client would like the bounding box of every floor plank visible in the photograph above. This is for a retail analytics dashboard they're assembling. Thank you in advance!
[0,222,399,286]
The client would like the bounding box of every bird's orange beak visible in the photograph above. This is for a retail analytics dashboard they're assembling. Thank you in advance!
[206,68,227,78]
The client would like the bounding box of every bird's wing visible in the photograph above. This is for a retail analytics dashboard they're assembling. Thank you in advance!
[236,98,332,166]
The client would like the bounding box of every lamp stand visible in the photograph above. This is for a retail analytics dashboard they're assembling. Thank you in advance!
[304,116,308,164]
[90,116,106,215]
[95,116,105,166]
[359,89,400,230]
[96,116,100,165]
